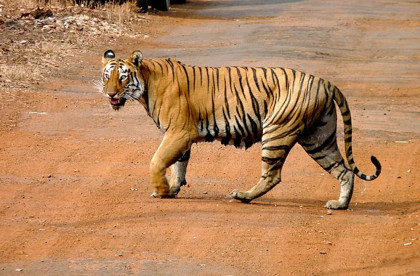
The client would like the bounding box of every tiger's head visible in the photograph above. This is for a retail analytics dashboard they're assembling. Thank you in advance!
[100,50,145,110]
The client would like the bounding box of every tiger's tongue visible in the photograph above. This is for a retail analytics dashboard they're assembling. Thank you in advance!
[110,98,120,105]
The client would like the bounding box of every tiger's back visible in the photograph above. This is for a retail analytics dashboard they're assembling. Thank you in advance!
[144,59,331,150]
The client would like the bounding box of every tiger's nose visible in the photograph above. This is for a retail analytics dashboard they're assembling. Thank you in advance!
[107,92,118,98]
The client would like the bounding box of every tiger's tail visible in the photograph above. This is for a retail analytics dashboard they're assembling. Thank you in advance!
[333,86,381,181]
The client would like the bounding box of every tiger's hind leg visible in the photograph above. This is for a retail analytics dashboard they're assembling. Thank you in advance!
[231,126,299,203]
[169,149,191,196]
[299,105,354,209]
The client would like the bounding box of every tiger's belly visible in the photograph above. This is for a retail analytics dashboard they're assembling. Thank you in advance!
[196,119,262,149]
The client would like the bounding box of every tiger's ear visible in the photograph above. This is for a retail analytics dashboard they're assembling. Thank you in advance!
[102,50,116,65]
[130,50,143,67]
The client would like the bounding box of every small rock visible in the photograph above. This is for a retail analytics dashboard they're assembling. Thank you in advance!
[404,242,412,246]
[31,8,53,19]
[16,268,23,272]
[319,251,327,255]
[327,209,333,215]
[20,40,27,44]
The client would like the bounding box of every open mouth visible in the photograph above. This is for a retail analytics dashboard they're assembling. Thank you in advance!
[109,97,126,109]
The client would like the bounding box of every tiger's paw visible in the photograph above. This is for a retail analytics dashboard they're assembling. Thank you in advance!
[150,191,176,199]
[230,190,252,204]
[169,187,181,197]
[325,200,348,210]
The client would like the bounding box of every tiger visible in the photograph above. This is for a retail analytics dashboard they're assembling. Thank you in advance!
[100,49,381,210]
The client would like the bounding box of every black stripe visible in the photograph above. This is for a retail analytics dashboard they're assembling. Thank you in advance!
[262,67,267,80]
[215,67,220,92]
[286,72,306,119]
[199,66,203,86]
[262,145,290,151]
[263,100,268,115]
[210,69,219,137]
[236,67,247,99]
[178,150,191,162]
[192,66,196,89]
[313,154,327,161]
[198,112,204,132]
[205,133,214,142]
[323,160,344,172]
[261,78,271,98]
[247,114,259,137]
[205,110,210,137]
[272,69,281,92]
[246,76,262,124]
[241,111,250,137]
[343,118,352,125]
[223,77,231,119]
[262,156,285,165]
[341,109,350,117]
[222,109,232,145]
[233,126,242,148]
[252,68,262,93]
[346,146,352,157]
[345,136,352,144]
[205,67,210,91]
[234,116,245,136]
[166,59,176,82]
[290,69,296,91]
[279,68,289,92]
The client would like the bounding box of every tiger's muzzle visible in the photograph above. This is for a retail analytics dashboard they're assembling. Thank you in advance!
[109,95,126,110]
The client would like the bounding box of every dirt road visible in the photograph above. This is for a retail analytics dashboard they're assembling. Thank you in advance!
[0,0,419,275]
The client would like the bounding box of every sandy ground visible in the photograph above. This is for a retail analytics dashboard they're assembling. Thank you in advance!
[0,0,419,275]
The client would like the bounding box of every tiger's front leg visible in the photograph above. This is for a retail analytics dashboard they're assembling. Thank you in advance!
[169,149,191,196]
[150,131,194,198]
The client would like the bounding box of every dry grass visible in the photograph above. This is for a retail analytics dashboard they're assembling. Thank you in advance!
[104,1,140,24]
[0,0,143,88]
[1,0,140,11]
[2,0,69,11]
[0,64,42,85]
[1,0,141,25]
[0,39,78,88]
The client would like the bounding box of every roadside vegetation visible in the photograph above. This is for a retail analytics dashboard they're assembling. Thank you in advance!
[0,0,148,90]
